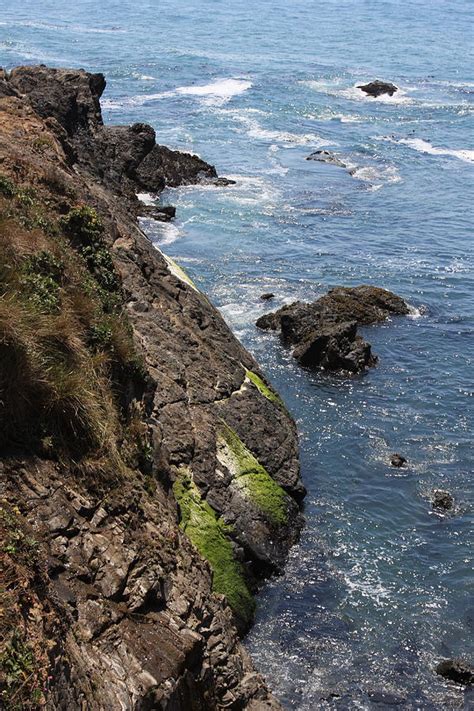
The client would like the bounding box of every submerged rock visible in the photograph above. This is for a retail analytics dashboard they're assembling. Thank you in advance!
[260,292,275,301]
[436,659,474,686]
[358,80,398,97]
[256,285,408,375]
[306,149,347,168]
[390,453,407,468]
[432,489,454,511]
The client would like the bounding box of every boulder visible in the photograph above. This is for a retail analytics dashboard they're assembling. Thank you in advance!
[436,659,474,686]
[432,490,454,511]
[293,320,376,372]
[390,453,407,468]
[256,285,408,375]
[139,204,176,222]
[136,144,218,189]
[357,80,398,97]
[260,293,275,301]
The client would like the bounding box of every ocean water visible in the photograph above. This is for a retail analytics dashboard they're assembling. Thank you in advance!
[1,1,473,708]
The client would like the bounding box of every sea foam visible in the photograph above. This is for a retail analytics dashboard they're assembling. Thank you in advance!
[175,78,252,105]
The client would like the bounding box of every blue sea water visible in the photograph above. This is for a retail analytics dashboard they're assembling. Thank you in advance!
[1,1,473,708]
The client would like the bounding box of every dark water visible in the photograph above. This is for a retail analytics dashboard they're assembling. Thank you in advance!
[1,1,473,707]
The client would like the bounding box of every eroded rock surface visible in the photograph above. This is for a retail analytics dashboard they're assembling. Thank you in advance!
[436,659,474,686]
[0,65,303,709]
[256,285,408,374]
[357,80,398,97]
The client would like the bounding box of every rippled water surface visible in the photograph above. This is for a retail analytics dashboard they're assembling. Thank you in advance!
[2,1,473,707]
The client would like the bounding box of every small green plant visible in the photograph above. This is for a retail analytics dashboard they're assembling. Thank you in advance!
[60,205,104,245]
[19,251,63,313]
[15,189,35,209]
[0,631,43,709]
[0,506,38,563]
[61,207,120,297]
[0,175,15,198]
[88,320,114,351]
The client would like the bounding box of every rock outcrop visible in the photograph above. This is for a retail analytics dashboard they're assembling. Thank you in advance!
[256,286,408,374]
[306,149,347,168]
[431,490,454,511]
[357,80,398,97]
[0,66,304,709]
[390,454,407,468]
[435,659,474,686]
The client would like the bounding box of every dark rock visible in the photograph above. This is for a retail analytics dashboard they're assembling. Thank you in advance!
[257,285,408,375]
[260,293,275,301]
[136,144,217,189]
[293,320,377,373]
[432,490,454,511]
[139,204,176,222]
[306,149,347,168]
[213,176,237,186]
[390,454,407,468]
[7,65,105,136]
[436,659,474,686]
[2,65,223,202]
[357,80,398,97]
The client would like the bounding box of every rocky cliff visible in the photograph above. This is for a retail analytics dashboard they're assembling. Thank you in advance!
[0,67,304,709]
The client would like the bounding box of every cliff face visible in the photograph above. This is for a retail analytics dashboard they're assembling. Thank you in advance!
[0,67,304,709]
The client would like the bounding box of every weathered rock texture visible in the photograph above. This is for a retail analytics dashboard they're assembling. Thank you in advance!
[257,286,409,374]
[357,80,398,97]
[0,66,304,709]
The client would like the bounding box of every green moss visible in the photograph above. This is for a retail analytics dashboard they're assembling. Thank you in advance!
[245,369,284,406]
[219,422,288,526]
[173,472,254,625]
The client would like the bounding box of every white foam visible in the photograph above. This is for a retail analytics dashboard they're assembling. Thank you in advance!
[101,91,174,110]
[139,216,181,246]
[349,164,402,185]
[175,78,252,106]
[305,110,363,123]
[219,110,326,148]
[137,192,155,206]
[399,138,474,164]
[154,222,181,246]
[131,72,156,81]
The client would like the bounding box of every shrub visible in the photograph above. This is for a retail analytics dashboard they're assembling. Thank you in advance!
[61,207,120,296]
[0,175,15,198]
[19,251,63,313]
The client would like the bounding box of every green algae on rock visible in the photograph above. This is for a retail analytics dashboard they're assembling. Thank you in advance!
[245,369,284,407]
[218,422,288,526]
[173,471,255,626]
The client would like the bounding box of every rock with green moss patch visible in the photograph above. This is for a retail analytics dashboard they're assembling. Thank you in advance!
[245,369,284,408]
[173,472,255,627]
[218,422,288,526]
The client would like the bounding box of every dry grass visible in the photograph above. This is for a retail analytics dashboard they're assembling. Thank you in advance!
[0,180,147,471]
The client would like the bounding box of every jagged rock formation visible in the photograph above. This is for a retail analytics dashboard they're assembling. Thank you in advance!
[256,285,409,374]
[357,80,398,97]
[0,66,304,709]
